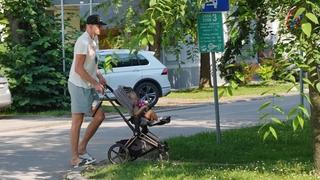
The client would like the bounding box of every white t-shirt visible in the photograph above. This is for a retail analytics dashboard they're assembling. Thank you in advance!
[69,31,99,89]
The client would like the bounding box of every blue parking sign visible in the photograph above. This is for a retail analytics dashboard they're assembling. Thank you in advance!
[202,0,229,12]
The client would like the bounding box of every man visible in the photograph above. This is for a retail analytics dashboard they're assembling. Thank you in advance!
[68,14,107,167]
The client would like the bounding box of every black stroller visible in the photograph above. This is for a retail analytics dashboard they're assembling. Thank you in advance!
[94,85,171,164]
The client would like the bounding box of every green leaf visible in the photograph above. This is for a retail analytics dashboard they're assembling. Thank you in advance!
[294,7,305,18]
[269,126,278,140]
[260,113,269,120]
[226,86,233,96]
[272,105,285,115]
[293,117,299,131]
[286,74,296,83]
[316,83,320,93]
[140,37,148,46]
[218,90,225,99]
[298,105,310,119]
[271,117,283,125]
[263,131,270,141]
[306,12,319,24]
[258,101,271,111]
[150,19,156,27]
[288,107,298,119]
[303,78,313,87]
[297,115,304,128]
[301,93,312,106]
[149,0,157,7]
[301,22,312,37]
[147,34,154,45]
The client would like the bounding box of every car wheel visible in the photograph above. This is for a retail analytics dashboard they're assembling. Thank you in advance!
[135,82,160,107]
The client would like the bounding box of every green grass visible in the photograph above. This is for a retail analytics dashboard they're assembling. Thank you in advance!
[84,123,317,179]
[0,103,126,117]
[168,83,295,100]
[0,109,70,117]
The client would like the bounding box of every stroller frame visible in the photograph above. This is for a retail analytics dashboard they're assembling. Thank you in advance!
[94,85,169,164]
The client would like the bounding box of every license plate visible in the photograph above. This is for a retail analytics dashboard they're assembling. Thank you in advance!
[0,84,4,88]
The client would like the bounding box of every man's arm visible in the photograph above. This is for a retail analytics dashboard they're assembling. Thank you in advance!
[75,54,104,93]
[96,68,106,86]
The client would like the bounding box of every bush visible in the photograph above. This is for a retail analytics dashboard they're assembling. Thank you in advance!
[0,1,75,111]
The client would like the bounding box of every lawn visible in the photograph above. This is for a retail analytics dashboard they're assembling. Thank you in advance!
[84,122,317,179]
[0,103,126,117]
[168,83,296,100]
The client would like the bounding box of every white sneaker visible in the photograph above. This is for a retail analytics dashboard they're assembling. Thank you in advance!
[79,152,96,165]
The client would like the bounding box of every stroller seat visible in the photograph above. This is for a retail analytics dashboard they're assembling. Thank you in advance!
[113,86,170,128]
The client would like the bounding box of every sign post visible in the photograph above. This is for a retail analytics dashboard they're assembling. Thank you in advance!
[198,11,225,144]
[197,0,229,144]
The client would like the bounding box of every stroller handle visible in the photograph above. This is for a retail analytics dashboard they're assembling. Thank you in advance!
[105,84,114,93]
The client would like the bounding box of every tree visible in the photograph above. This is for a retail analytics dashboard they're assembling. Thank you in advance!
[222,0,320,171]
[0,0,74,111]
[97,0,213,87]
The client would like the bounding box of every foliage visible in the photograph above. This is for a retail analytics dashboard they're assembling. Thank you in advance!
[258,0,320,140]
[219,0,269,82]
[256,63,274,81]
[97,0,205,56]
[219,0,319,141]
[0,0,75,111]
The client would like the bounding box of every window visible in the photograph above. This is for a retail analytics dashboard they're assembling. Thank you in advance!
[98,53,149,69]
[138,54,149,65]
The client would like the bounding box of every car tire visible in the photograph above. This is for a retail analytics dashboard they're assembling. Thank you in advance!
[134,82,160,107]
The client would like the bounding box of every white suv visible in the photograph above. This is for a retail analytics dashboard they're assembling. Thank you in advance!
[0,75,12,110]
[97,49,171,106]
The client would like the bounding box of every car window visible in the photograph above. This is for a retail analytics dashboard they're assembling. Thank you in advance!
[137,54,149,65]
[97,53,149,69]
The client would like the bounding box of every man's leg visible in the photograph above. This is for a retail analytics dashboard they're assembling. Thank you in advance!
[78,108,105,154]
[70,113,84,165]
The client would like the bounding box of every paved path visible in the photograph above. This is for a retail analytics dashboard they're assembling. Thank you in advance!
[0,94,302,179]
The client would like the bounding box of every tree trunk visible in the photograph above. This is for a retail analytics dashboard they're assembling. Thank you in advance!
[310,81,320,170]
[149,22,162,60]
[7,15,21,45]
[199,53,212,88]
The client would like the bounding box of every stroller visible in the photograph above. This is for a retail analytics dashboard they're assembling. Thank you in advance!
[94,85,171,164]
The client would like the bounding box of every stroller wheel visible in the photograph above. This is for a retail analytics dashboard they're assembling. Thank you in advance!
[158,151,169,161]
[108,143,130,164]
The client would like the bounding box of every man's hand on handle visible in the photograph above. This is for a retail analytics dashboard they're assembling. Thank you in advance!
[95,83,105,94]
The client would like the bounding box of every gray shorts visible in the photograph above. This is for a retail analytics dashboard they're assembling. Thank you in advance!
[68,81,99,114]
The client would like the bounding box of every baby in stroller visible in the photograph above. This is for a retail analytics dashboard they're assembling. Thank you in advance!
[123,86,171,125]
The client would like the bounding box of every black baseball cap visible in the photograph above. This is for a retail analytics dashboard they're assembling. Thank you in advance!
[86,14,107,26]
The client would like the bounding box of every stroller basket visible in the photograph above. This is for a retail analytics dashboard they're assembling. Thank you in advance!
[96,85,170,164]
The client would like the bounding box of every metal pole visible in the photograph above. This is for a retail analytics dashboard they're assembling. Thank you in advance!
[299,69,304,106]
[210,52,221,144]
[90,0,93,15]
[60,0,66,95]
[299,50,304,109]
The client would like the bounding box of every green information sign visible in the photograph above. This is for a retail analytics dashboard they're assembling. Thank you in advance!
[198,13,224,53]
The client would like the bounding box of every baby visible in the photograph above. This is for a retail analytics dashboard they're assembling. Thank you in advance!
[127,90,158,121]
[124,87,170,124]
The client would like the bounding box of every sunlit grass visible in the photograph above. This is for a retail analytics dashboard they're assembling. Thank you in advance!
[168,83,295,100]
[84,122,316,179]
